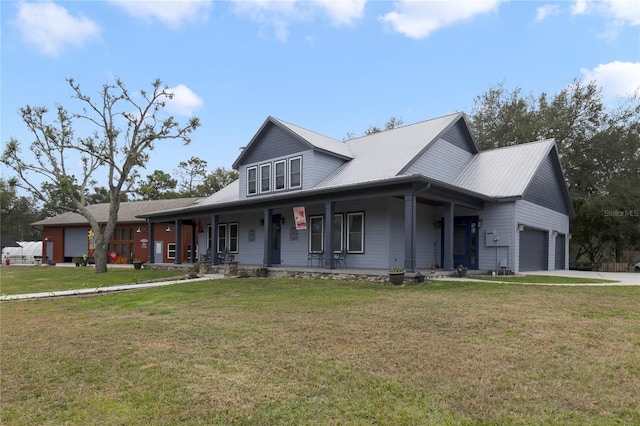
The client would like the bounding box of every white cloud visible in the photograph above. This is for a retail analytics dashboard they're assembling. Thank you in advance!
[315,0,366,27]
[580,61,640,99]
[230,0,366,41]
[605,0,640,25]
[109,0,212,30]
[571,0,640,25]
[571,0,588,16]
[13,1,101,56]
[165,84,204,116]
[380,0,504,39]
[535,4,561,23]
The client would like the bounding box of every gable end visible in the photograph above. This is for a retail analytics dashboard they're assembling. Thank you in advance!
[441,117,478,154]
[238,122,308,167]
[523,152,569,215]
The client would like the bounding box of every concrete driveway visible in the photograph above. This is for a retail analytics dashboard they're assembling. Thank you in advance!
[527,269,640,286]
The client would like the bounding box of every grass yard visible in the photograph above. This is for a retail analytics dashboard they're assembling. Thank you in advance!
[0,265,188,295]
[2,278,639,425]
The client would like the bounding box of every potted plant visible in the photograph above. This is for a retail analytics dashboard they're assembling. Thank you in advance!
[457,264,468,278]
[388,267,405,285]
[132,259,145,270]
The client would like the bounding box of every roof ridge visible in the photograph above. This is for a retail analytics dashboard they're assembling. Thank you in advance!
[345,111,463,142]
[271,116,341,143]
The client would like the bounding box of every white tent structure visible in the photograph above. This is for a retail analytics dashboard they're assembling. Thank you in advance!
[2,241,42,265]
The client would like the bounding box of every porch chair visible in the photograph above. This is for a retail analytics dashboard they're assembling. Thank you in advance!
[217,247,230,263]
[333,249,347,268]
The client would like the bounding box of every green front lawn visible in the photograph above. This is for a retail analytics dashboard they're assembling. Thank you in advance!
[0,265,187,295]
[2,278,639,425]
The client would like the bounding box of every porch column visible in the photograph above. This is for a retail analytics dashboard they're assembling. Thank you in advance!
[404,192,416,273]
[443,203,454,270]
[211,215,219,265]
[174,219,183,264]
[148,222,155,264]
[190,222,197,263]
[324,202,335,269]
[263,209,272,267]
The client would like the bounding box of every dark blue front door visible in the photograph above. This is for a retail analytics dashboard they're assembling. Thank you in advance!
[441,215,479,270]
[270,214,281,264]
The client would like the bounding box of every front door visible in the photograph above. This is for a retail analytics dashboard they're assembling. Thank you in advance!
[442,216,479,270]
[154,241,163,263]
[270,214,281,264]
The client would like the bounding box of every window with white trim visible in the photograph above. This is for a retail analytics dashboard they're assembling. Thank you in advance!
[247,167,257,195]
[347,212,364,253]
[218,223,239,253]
[274,160,286,191]
[260,164,271,193]
[332,214,343,253]
[309,215,324,252]
[217,224,227,253]
[167,243,176,259]
[289,157,301,189]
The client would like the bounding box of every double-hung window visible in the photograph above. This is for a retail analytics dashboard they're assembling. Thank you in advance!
[347,212,364,253]
[218,223,239,254]
[167,243,176,259]
[247,167,257,195]
[260,164,271,193]
[274,160,286,191]
[309,216,324,252]
[332,214,343,253]
[289,157,301,189]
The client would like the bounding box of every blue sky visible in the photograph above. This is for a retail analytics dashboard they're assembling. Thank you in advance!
[2,0,639,184]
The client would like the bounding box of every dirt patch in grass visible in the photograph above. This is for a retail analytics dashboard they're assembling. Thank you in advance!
[2,279,639,424]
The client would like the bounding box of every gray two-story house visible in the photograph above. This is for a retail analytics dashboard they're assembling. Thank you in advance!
[140,112,574,273]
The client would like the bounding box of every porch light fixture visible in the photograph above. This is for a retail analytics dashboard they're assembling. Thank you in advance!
[165,226,172,232]
[518,223,525,232]
[44,236,51,241]
[433,219,441,229]
[477,218,483,228]
[136,227,142,233]
[552,230,558,238]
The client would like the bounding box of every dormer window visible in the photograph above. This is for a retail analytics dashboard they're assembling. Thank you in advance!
[274,160,286,191]
[289,157,301,189]
[260,164,271,193]
[245,155,302,196]
[247,167,257,195]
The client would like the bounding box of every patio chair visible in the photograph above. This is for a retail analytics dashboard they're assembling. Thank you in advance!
[334,249,347,268]
[217,247,230,263]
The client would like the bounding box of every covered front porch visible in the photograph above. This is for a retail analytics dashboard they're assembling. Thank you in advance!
[142,177,493,274]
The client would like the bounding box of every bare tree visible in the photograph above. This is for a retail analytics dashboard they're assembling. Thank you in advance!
[2,78,200,273]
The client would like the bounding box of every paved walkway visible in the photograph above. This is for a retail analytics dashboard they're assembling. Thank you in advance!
[439,270,640,286]
[1,274,225,301]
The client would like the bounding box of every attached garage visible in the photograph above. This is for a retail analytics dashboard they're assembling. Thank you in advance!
[519,228,548,271]
[554,233,566,270]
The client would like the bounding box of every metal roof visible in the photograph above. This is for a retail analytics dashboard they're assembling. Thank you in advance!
[271,117,353,159]
[452,139,555,198]
[318,112,463,188]
[31,198,202,227]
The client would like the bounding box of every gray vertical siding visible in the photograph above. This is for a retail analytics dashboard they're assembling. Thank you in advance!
[441,118,477,152]
[242,123,308,164]
[523,153,568,215]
